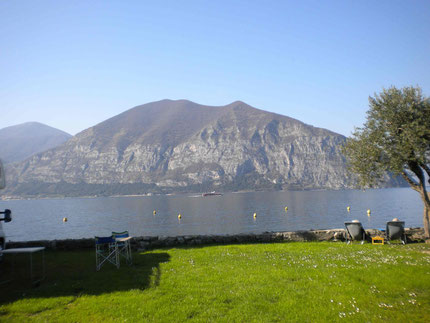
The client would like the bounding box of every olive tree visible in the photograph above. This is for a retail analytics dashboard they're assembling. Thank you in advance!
[343,86,430,238]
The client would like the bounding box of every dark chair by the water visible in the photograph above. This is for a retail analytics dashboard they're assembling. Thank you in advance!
[386,221,406,244]
[345,221,366,244]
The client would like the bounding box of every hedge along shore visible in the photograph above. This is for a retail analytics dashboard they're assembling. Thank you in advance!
[6,228,427,251]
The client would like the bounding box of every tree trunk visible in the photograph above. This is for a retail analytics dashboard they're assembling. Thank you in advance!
[403,164,430,239]
[421,191,430,238]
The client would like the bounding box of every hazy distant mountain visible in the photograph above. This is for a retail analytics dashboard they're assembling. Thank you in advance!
[0,122,72,164]
[3,100,403,197]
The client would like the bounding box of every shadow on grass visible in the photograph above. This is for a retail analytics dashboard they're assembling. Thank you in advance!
[0,250,170,305]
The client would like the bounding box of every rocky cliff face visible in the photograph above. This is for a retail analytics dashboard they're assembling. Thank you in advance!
[5,100,367,197]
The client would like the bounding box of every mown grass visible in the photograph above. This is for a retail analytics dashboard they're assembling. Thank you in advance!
[1,242,429,322]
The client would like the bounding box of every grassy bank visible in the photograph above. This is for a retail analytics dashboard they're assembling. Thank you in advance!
[1,242,429,322]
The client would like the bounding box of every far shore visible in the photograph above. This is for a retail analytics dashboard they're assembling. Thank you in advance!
[0,186,414,201]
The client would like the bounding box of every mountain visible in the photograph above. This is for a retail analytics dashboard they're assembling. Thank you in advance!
[0,122,72,164]
[2,100,403,197]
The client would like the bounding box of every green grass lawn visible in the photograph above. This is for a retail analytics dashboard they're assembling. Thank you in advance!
[1,242,429,322]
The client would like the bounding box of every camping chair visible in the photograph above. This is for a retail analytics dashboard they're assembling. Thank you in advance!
[345,222,366,244]
[112,231,132,265]
[386,221,406,244]
[95,236,119,271]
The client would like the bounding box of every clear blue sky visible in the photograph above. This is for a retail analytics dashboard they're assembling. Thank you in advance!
[1,0,429,136]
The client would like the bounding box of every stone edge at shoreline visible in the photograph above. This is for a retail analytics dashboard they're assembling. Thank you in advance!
[6,228,426,251]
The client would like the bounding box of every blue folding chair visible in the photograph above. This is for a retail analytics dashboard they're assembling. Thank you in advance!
[95,236,119,271]
[112,231,132,265]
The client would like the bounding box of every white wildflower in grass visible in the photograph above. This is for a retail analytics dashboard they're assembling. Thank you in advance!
[370,285,380,293]
[330,299,334,303]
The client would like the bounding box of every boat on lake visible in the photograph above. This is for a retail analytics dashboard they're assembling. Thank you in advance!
[202,191,223,197]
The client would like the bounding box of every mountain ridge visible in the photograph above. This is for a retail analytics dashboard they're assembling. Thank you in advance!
[0,122,72,164]
[2,99,403,197]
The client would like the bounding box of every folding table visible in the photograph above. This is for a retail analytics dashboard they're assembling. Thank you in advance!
[0,247,46,285]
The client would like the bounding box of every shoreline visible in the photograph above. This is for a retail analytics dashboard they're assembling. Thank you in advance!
[6,227,426,251]
[0,186,415,201]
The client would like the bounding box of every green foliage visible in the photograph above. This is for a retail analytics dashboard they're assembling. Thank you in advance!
[343,86,430,188]
[1,243,430,322]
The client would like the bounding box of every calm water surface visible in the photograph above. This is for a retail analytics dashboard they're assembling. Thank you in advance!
[0,188,423,242]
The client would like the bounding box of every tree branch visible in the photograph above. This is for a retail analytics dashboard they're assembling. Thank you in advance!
[420,163,430,185]
[407,161,429,199]
[401,171,420,192]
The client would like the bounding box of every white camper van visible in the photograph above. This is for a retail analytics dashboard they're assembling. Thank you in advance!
[0,159,12,255]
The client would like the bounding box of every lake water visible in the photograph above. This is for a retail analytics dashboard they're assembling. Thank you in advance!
[0,188,423,242]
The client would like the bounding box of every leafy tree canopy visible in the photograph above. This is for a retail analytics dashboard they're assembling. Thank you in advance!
[343,86,430,237]
[344,86,430,188]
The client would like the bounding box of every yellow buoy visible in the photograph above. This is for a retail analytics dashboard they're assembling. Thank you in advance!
[178,214,182,219]
[253,213,257,218]
[367,209,371,216]
[347,206,350,212]
[63,217,68,222]
[284,207,288,212]
[153,210,156,215]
